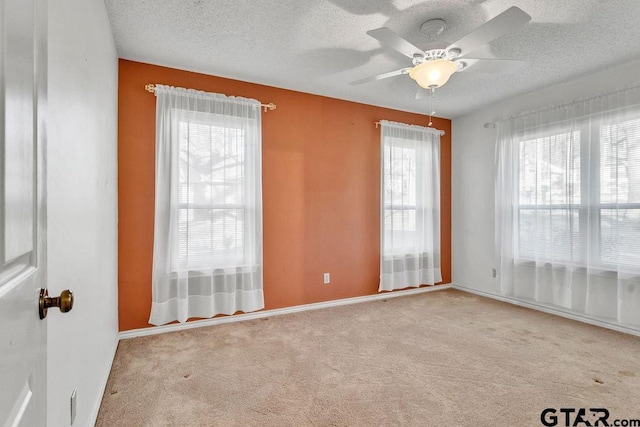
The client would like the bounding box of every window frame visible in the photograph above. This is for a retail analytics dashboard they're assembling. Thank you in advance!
[382,136,424,256]
[173,109,255,271]
[515,115,640,271]
[595,115,640,269]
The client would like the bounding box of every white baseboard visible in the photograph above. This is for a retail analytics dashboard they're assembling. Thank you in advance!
[119,284,452,340]
[89,332,119,427]
[452,283,640,337]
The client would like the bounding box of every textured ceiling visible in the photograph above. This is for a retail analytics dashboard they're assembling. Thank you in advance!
[105,0,640,118]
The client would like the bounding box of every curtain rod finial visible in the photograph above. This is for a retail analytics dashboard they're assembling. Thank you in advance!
[145,84,156,93]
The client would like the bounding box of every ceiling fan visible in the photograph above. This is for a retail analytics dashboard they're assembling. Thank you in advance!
[352,6,532,90]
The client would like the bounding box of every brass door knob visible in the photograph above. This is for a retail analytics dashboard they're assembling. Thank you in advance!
[39,288,74,319]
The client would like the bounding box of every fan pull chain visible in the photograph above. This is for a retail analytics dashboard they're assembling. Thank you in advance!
[428,87,436,127]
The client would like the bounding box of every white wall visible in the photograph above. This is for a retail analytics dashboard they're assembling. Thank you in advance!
[47,0,118,426]
[452,60,640,295]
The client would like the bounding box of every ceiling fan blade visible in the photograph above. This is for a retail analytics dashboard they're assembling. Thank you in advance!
[458,58,525,73]
[350,68,412,85]
[447,6,531,57]
[367,27,424,58]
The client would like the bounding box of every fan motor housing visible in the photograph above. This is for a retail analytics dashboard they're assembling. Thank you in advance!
[413,49,456,66]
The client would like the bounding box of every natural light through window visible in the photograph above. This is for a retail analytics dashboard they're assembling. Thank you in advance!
[599,118,640,267]
[150,85,263,325]
[379,120,441,291]
[517,131,581,262]
[383,142,418,253]
[177,120,246,270]
[516,115,640,270]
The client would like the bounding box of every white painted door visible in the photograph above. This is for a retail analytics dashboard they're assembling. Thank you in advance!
[0,0,48,425]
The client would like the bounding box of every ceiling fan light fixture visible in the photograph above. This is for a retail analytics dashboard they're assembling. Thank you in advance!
[409,59,457,89]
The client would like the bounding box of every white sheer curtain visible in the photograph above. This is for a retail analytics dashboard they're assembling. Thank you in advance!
[380,120,441,291]
[149,85,264,325]
[495,86,640,330]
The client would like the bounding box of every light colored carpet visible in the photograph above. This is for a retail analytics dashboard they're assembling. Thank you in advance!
[96,289,640,426]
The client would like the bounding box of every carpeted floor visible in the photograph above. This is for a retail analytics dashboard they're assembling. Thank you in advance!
[96,289,640,426]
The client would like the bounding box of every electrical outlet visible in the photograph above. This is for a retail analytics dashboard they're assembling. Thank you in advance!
[323,273,330,284]
[492,268,497,278]
[70,388,77,425]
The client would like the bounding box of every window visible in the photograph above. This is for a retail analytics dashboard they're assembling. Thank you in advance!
[516,113,640,270]
[517,130,581,262]
[379,120,441,291]
[150,85,263,325]
[383,140,418,254]
[495,87,640,329]
[176,114,249,270]
[599,118,640,267]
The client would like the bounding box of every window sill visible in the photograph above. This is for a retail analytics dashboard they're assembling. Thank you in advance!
[169,265,260,277]
[513,259,640,278]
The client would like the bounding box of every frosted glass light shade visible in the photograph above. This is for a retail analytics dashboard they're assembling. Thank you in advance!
[409,59,457,89]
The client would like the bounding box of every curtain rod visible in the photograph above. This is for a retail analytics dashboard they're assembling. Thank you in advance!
[374,121,445,136]
[144,84,276,112]
[483,84,640,129]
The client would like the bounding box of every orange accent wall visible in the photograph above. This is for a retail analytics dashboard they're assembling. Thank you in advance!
[118,59,452,331]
